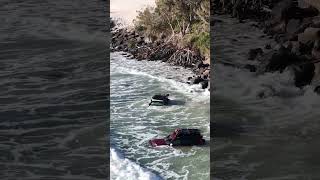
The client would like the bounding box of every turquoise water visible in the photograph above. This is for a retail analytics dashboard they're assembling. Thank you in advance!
[110,52,210,180]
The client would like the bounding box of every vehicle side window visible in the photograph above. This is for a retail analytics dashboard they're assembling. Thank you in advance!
[172,139,180,145]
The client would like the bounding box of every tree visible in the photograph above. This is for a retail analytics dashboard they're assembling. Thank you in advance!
[133,0,210,58]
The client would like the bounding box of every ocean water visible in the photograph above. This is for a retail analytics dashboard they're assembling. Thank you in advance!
[212,15,320,179]
[110,52,210,180]
[0,0,108,179]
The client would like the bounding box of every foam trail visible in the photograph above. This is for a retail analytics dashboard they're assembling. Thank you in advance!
[111,52,210,101]
[110,51,210,179]
[110,148,163,180]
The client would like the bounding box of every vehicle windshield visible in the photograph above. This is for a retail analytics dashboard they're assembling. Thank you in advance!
[165,132,176,142]
[164,135,170,143]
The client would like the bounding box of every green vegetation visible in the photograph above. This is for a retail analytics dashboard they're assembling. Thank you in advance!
[133,0,210,59]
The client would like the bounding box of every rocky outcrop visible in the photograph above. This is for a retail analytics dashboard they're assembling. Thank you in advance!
[214,0,320,93]
[111,28,210,89]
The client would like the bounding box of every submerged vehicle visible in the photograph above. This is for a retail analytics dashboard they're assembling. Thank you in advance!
[149,94,170,106]
[149,128,206,147]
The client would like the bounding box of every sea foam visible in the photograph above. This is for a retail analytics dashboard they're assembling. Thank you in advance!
[110,148,163,180]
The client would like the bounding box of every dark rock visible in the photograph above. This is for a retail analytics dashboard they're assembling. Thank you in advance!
[291,63,315,88]
[155,41,161,46]
[250,22,259,28]
[190,76,204,84]
[257,91,266,99]
[137,40,144,46]
[203,63,210,68]
[314,86,320,95]
[244,64,257,72]
[289,34,298,41]
[264,47,307,72]
[299,41,314,55]
[118,45,124,50]
[111,26,211,88]
[280,5,319,30]
[160,34,166,39]
[195,61,204,69]
[296,18,313,33]
[200,81,209,89]
[201,74,208,80]
[286,19,301,34]
[195,61,209,69]
[248,48,263,60]
[274,34,286,43]
[265,44,272,49]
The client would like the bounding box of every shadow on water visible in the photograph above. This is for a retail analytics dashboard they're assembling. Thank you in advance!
[169,99,186,106]
[212,122,246,138]
[146,141,210,153]
[147,99,186,106]
[175,143,210,154]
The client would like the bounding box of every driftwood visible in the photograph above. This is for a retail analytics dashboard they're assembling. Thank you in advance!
[167,48,202,67]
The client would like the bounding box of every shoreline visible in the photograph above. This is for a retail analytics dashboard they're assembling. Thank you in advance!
[111,28,210,90]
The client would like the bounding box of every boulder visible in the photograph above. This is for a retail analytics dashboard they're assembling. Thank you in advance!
[265,44,272,49]
[291,41,301,55]
[264,47,307,72]
[312,41,320,58]
[248,48,263,60]
[289,34,298,41]
[314,86,320,95]
[299,41,314,55]
[298,27,320,44]
[190,76,204,84]
[286,19,301,34]
[200,81,209,89]
[195,61,203,69]
[291,63,315,87]
[312,16,320,28]
[244,64,257,72]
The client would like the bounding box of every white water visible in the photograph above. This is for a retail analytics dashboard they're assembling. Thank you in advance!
[213,16,320,130]
[110,148,162,180]
[213,15,320,179]
[110,52,210,180]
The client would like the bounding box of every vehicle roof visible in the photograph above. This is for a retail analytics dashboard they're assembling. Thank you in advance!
[174,128,201,135]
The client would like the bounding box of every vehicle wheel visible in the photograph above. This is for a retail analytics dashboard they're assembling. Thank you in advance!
[201,139,205,145]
